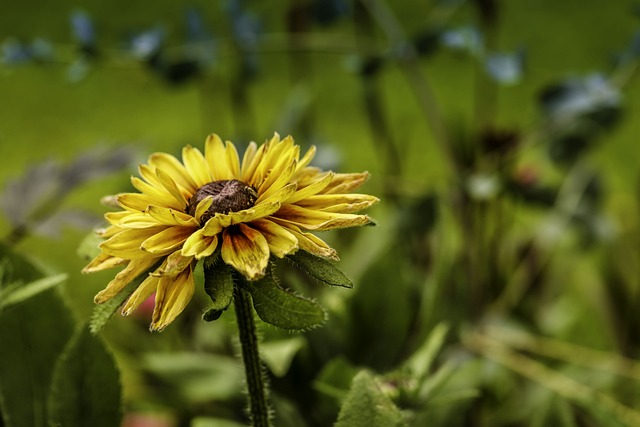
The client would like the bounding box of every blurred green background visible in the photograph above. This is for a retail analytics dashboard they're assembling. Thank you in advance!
[2,0,640,426]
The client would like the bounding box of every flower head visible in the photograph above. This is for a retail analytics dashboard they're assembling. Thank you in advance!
[83,133,378,331]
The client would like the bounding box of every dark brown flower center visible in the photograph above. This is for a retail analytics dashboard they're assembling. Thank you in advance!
[186,179,258,224]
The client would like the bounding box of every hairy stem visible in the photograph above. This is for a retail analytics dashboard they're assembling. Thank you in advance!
[233,279,271,427]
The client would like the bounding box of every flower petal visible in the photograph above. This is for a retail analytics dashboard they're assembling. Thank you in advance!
[202,200,281,236]
[121,274,159,316]
[274,204,373,231]
[82,253,127,273]
[140,226,195,255]
[256,160,297,203]
[323,171,371,194]
[147,206,199,227]
[270,220,338,260]
[94,257,157,304]
[241,141,258,179]
[155,168,189,208]
[148,152,197,193]
[205,134,240,180]
[286,172,333,204]
[100,226,167,258]
[151,268,195,331]
[295,194,379,213]
[153,251,194,277]
[182,145,212,187]
[221,223,270,280]
[295,145,316,173]
[131,176,181,209]
[249,218,298,258]
[181,229,219,259]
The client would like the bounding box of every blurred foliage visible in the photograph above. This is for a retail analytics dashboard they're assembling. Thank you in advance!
[2,0,640,426]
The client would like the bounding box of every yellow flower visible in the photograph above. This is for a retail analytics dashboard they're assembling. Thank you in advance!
[83,133,378,331]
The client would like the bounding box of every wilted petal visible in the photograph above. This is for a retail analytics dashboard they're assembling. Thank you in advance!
[295,193,379,213]
[150,268,195,331]
[274,204,373,231]
[82,252,127,273]
[94,257,157,303]
[153,250,194,277]
[121,274,159,316]
[270,220,338,260]
[221,223,270,280]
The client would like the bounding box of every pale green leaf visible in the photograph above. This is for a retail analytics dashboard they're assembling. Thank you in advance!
[260,337,305,377]
[335,370,407,427]
[0,274,67,310]
[404,322,448,383]
[47,325,121,427]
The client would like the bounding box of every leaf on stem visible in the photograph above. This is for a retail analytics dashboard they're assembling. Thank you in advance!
[245,269,326,330]
[287,250,353,288]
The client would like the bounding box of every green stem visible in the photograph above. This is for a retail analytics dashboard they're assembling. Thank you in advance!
[233,279,271,427]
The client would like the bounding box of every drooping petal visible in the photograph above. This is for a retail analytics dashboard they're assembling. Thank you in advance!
[323,171,371,194]
[153,251,194,277]
[270,220,338,260]
[274,204,373,231]
[121,274,159,316]
[181,229,219,259]
[140,226,195,255]
[82,252,127,273]
[182,145,212,187]
[94,257,157,304]
[221,223,270,280]
[249,218,298,258]
[295,193,380,213]
[151,268,195,331]
[148,152,197,194]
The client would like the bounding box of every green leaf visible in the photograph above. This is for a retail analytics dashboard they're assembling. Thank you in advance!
[0,273,67,310]
[142,352,243,403]
[246,272,326,330]
[191,417,247,427]
[260,337,305,377]
[404,322,448,383]
[0,288,74,427]
[77,232,103,261]
[89,262,159,334]
[202,262,234,322]
[47,325,122,427]
[335,370,407,427]
[288,250,353,288]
